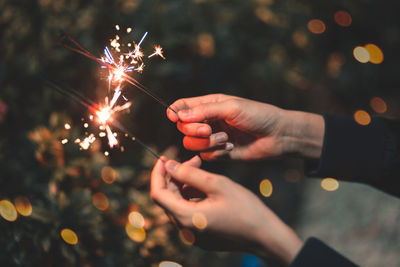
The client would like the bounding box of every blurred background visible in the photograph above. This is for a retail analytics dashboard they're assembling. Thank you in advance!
[1,0,400,266]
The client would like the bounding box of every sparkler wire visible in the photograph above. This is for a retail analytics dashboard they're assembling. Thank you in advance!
[46,81,162,159]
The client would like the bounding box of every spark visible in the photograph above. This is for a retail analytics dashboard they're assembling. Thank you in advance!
[148,45,166,60]
[79,134,96,150]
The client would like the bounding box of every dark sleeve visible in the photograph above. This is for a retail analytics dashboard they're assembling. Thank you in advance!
[306,114,400,197]
[291,238,358,267]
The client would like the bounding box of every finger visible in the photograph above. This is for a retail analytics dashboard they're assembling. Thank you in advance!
[177,100,241,123]
[183,155,202,168]
[199,143,234,160]
[167,156,203,195]
[165,160,221,193]
[150,157,188,213]
[182,132,228,151]
[167,94,234,122]
[177,122,212,137]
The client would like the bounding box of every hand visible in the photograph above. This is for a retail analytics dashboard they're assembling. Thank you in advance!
[151,156,303,265]
[167,94,324,160]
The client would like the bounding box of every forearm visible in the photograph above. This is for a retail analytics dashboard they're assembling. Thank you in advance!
[279,110,325,159]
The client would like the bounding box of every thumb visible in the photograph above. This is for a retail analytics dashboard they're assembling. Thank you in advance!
[165,160,220,194]
[177,100,241,123]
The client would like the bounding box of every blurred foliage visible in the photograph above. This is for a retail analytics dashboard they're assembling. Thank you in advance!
[0,0,399,266]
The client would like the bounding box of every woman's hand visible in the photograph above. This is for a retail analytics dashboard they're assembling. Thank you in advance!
[151,156,303,265]
[167,94,324,161]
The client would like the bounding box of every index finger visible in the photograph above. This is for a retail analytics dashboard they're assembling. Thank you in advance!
[151,157,189,213]
[167,94,234,122]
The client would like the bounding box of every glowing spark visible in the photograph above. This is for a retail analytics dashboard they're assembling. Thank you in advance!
[148,45,166,59]
[79,134,96,150]
[61,139,69,144]
[83,123,89,128]
[106,125,118,148]
[127,27,132,33]
[64,123,71,130]
[115,25,120,31]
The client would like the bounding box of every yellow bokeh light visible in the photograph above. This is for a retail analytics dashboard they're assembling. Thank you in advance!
[334,11,352,27]
[197,33,215,57]
[353,46,370,63]
[259,179,273,197]
[192,212,207,230]
[354,110,371,126]
[370,97,387,114]
[64,123,71,130]
[101,166,118,184]
[14,196,32,216]
[61,228,79,245]
[321,178,339,191]
[307,19,326,34]
[365,44,384,64]
[292,30,308,48]
[92,192,109,211]
[0,200,18,222]
[159,261,183,267]
[179,229,195,246]
[125,224,146,242]
[128,211,145,228]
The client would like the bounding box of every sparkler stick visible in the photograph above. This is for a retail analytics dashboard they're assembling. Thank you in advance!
[46,81,163,159]
[57,31,177,114]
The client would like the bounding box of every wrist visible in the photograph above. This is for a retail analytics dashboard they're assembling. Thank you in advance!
[253,207,304,265]
[279,110,325,159]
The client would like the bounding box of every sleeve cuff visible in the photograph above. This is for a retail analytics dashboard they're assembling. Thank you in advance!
[291,237,358,267]
[306,114,385,185]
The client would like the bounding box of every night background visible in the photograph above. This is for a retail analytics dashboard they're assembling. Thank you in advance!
[1,0,399,266]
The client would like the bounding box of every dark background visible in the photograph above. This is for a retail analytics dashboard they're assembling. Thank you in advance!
[0,0,399,266]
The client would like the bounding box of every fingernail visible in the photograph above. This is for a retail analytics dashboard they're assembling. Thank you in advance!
[198,126,210,136]
[215,133,228,144]
[225,142,234,151]
[166,160,179,172]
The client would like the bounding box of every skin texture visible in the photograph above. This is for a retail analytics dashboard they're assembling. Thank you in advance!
[167,94,324,161]
[151,94,325,265]
[151,156,304,265]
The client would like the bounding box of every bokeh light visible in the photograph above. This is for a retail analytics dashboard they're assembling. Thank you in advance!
[128,211,145,228]
[197,33,215,57]
[365,44,384,64]
[259,179,273,197]
[101,166,118,184]
[14,196,32,216]
[307,19,326,34]
[354,110,371,125]
[92,192,109,211]
[159,261,183,267]
[370,97,387,114]
[334,11,352,27]
[353,46,370,63]
[292,30,308,48]
[179,229,195,245]
[61,228,79,245]
[191,212,207,230]
[321,178,339,191]
[125,223,146,242]
[0,200,18,222]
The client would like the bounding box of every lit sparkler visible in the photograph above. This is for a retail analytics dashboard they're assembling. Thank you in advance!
[47,82,162,159]
[57,28,176,113]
